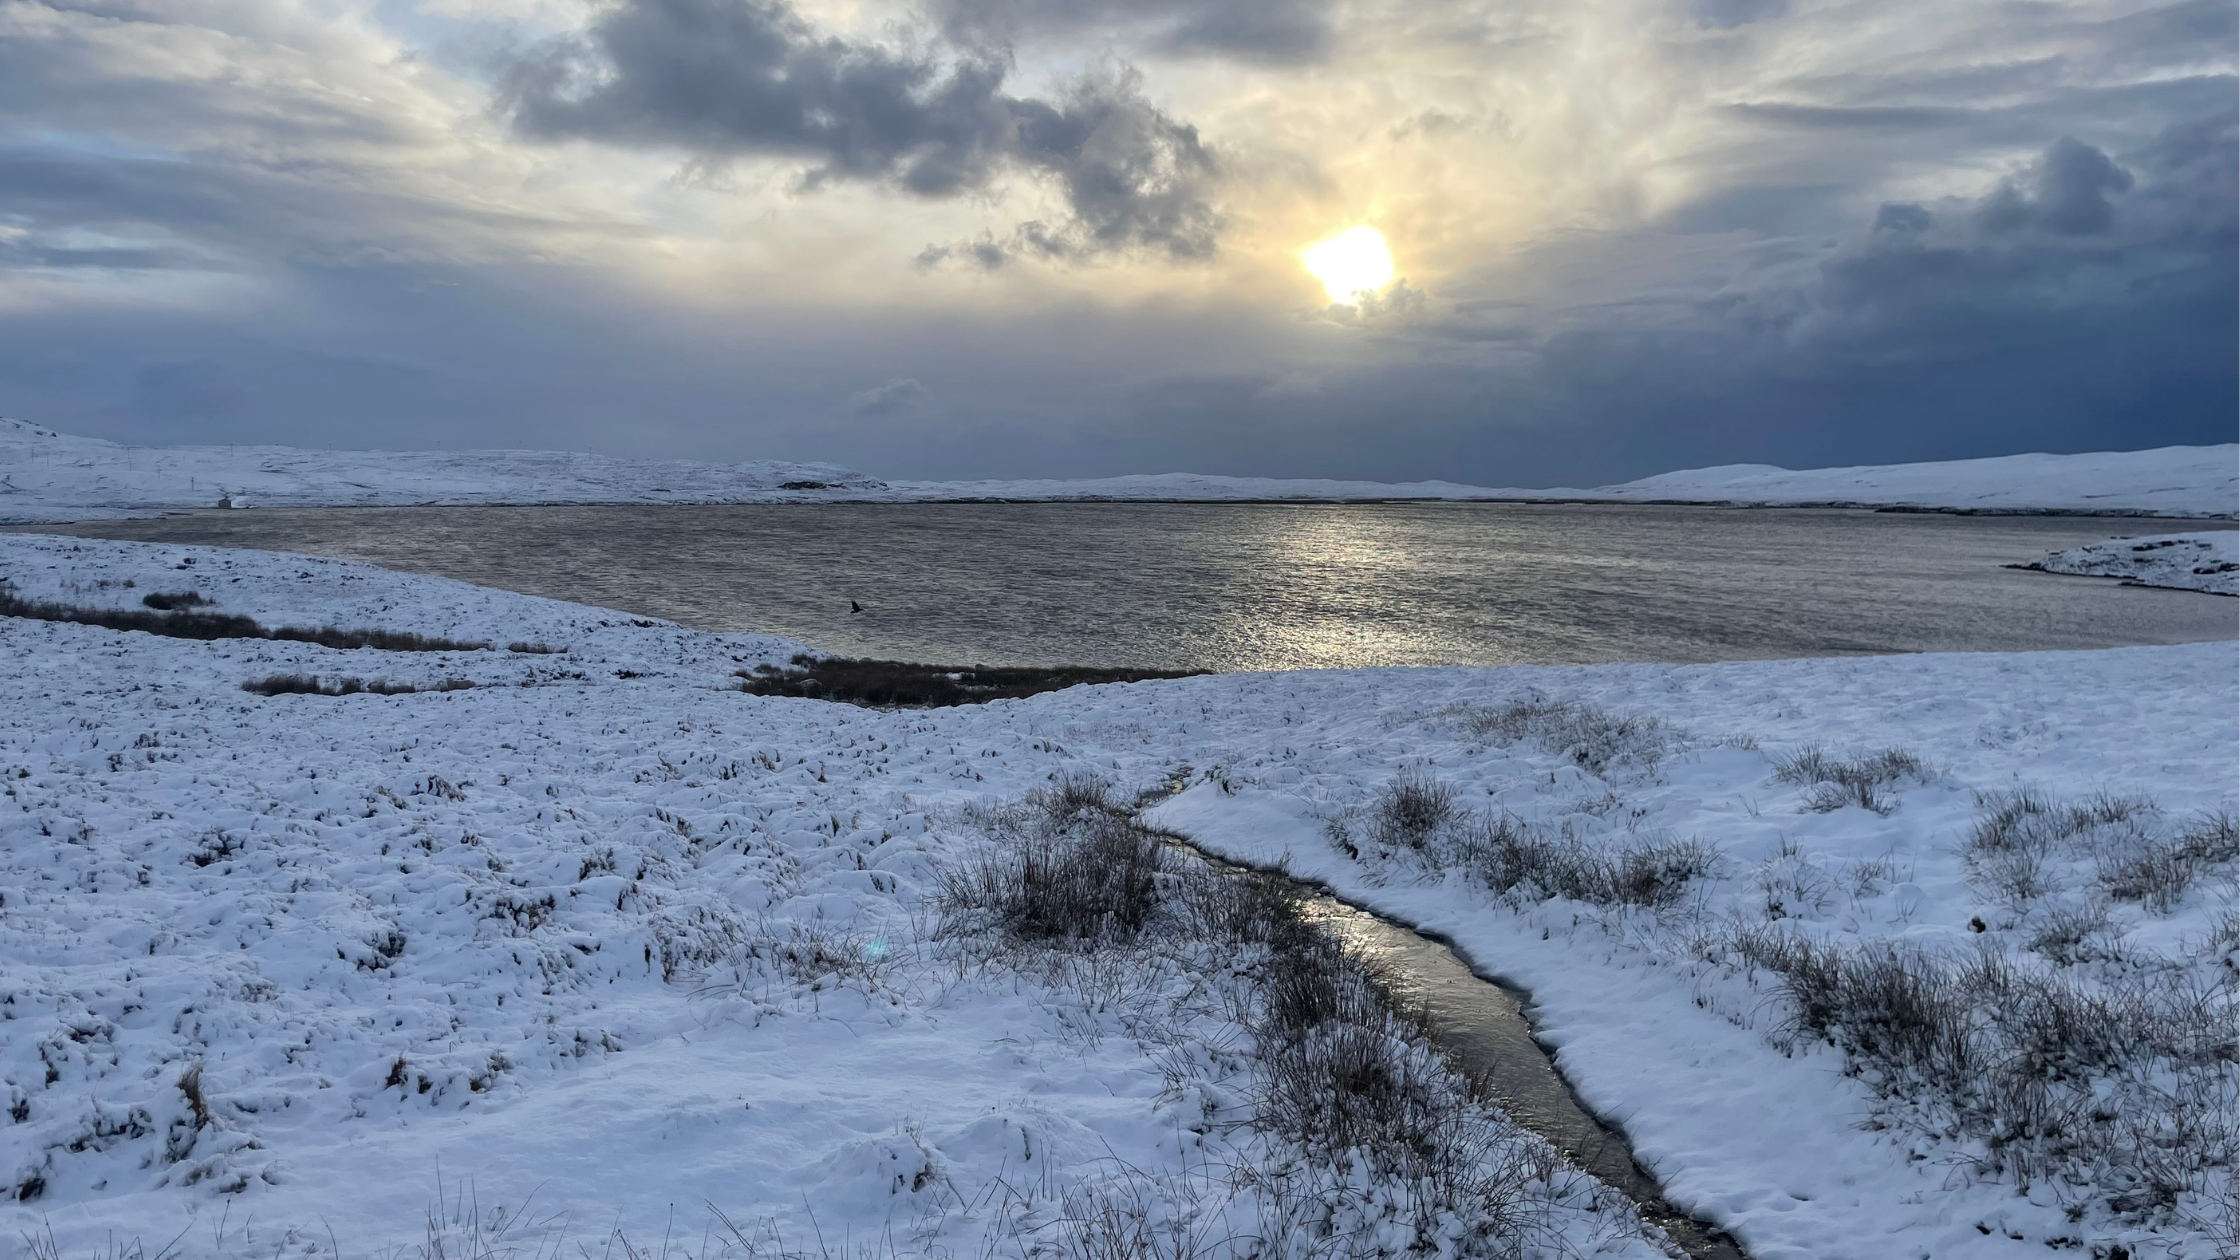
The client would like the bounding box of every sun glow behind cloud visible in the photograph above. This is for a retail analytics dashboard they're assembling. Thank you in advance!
[1300,226,1395,303]
[0,0,2229,481]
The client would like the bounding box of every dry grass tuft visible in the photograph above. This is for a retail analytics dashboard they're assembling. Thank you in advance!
[1772,746,1930,815]
[1707,925,2235,1227]
[1966,791,2235,914]
[1457,698,1672,775]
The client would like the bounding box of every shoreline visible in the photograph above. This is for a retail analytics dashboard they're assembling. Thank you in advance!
[2006,560,2240,597]
[8,421,2234,522]
[7,496,2239,526]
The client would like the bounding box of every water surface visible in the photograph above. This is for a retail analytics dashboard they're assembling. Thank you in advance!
[23,503,2233,669]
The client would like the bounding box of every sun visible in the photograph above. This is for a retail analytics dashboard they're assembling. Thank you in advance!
[1300,226,1396,303]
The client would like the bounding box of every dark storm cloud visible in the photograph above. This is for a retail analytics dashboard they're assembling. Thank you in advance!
[1402,126,2236,480]
[501,0,1018,195]
[1976,135,2132,235]
[1790,127,2232,348]
[932,0,1334,65]
[1654,10,2235,265]
[502,0,1220,260]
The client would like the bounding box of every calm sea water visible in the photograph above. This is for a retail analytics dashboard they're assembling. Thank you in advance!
[23,503,2235,670]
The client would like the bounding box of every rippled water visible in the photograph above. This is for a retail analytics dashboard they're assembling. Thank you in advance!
[25,503,2233,669]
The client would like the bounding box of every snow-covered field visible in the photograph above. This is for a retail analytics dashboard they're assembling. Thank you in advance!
[5,418,2235,520]
[1,533,2233,1260]
[2024,532,2239,595]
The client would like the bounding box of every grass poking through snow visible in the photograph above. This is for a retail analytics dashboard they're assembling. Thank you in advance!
[0,589,489,652]
[1772,747,1931,815]
[1454,698,1672,776]
[1334,768,1721,912]
[242,674,477,697]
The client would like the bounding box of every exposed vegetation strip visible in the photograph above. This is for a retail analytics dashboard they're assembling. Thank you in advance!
[0,588,488,652]
[241,674,478,697]
[740,654,1202,707]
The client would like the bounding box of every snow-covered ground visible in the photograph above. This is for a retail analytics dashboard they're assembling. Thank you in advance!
[5,418,2235,520]
[2023,532,2239,595]
[1,533,2234,1260]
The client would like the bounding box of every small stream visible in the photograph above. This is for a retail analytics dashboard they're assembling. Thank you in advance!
[1169,840,1747,1260]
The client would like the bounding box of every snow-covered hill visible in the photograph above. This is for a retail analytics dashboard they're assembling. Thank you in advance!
[0,418,888,520]
[885,447,2240,516]
[3,417,2234,519]
[1592,446,2239,517]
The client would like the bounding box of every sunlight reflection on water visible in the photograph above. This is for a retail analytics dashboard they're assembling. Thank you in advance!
[29,502,2235,670]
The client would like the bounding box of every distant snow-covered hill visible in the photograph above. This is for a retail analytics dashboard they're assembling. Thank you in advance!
[3,417,2232,520]
[0,418,887,520]
[1589,446,2238,517]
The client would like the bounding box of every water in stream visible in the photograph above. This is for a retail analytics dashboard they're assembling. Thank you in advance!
[1172,835,1746,1260]
[1296,893,1745,1260]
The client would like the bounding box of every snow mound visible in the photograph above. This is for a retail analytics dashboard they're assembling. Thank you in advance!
[2025,531,2239,595]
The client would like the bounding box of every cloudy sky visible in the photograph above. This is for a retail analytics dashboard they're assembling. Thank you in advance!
[1,0,2232,483]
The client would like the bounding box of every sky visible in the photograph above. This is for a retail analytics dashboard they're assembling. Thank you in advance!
[0,0,2233,485]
